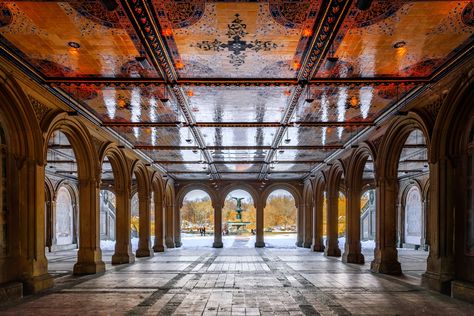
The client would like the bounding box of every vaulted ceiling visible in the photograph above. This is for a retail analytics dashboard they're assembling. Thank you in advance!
[0,0,472,181]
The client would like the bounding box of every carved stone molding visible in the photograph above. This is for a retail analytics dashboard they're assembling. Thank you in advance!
[28,95,50,123]
[424,92,448,121]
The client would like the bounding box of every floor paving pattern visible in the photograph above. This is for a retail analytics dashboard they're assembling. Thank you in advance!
[0,240,472,315]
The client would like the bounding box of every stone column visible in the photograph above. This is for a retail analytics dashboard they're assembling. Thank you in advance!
[342,185,364,263]
[73,176,106,275]
[153,192,165,252]
[303,201,313,248]
[174,204,182,247]
[325,187,341,257]
[165,203,175,248]
[296,202,304,247]
[312,189,325,252]
[19,160,54,293]
[213,201,223,248]
[422,160,454,293]
[112,182,135,264]
[136,193,153,257]
[370,177,401,274]
[255,201,265,248]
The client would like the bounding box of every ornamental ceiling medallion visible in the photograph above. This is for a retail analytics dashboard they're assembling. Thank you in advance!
[191,13,279,68]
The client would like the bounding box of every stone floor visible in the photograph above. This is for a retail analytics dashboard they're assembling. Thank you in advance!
[1,237,473,315]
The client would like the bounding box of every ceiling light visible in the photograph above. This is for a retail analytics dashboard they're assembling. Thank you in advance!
[160,86,169,103]
[325,57,338,71]
[135,56,151,69]
[356,0,373,11]
[100,0,118,11]
[68,41,80,49]
[393,41,406,49]
[192,149,198,154]
[305,86,314,103]
[278,150,284,154]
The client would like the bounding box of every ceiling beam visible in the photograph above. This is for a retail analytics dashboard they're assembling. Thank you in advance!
[260,0,353,181]
[47,77,429,86]
[136,145,342,150]
[169,171,308,174]
[120,0,219,180]
[103,121,375,128]
[154,160,324,165]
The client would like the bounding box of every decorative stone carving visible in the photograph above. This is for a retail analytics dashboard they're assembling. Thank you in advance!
[28,96,50,122]
[424,92,448,121]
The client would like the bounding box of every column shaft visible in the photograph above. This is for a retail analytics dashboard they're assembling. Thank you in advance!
[213,203,223,248]
[111,184,135,264]
[136,194,153,257]
[153,193,165,252]
[174,204,182,247]
[312,189,325,252]
[370,177,401,274]
[296,203,304,247]
[303,202,313,248]
[342,186,364,263]
[255,203,265,247]
[165,204,175,248]
[325,188,341,257]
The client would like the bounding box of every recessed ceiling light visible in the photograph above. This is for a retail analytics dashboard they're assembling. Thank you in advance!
[393,41,406,49]
[68,41,80,49]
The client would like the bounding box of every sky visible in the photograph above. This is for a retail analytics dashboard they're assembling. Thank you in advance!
[183,189,293,202]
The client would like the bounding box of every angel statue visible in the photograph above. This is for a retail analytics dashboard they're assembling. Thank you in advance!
[231,196,245,220]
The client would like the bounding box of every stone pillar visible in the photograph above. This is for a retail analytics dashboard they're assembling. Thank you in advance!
[422,160,454,293]
[213,201,223,248]
[165,203,175,248]
[73,176,106,275]
[19,160,54,293]
[342,185,364,263]
[296,203,304,247]
[153,192,165,252]
[136,193,153,257]
[255,201,265,247]
[303,201,313,248]
[325,187,341,257]
[370,177,401,275]
[111,181,135,265]
[312,189,325,252]
[174,204,182,247]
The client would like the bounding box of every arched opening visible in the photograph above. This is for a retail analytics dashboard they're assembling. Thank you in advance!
[180,189,213,248]
[99,156,117,255]
[44,131,79,273]
[222,189,256,248]
[361,154,376,252]
[131,191,139,243]
[396,129,429,260]
[338,191,346,251]
[264,189,297,248]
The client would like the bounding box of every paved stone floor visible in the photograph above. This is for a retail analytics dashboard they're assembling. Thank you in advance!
[1,237,473,315]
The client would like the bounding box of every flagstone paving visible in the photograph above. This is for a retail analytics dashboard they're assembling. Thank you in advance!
[0,242,472,315]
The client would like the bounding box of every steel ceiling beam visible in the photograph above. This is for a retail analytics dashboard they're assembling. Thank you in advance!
[154,160,324,165]
[120,0,219,180]
[135,145,343,150]
[46,77,429,86]
[103,121,375,128]
[259,0,353,181]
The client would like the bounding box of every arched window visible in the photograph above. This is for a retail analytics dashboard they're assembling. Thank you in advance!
[55,187,74,245]
[404,186,422,246]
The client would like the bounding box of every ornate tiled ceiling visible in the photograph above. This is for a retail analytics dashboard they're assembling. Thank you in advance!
[0,0,472,181]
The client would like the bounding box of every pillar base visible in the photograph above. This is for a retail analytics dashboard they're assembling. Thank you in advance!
[255,241,265,248]
[370,259,401,275]
[295,241,303,247]
[451,280,474,303]
[0,282,22,303]
[422,271,453,294]
[153,244,165,252]
[165,241,175,248]
[111,253,135,265]
[311,243,325,252]
[342,252,365,264]
[136,248,153,258]
[303,241,312,248]
[73,260,106,275]
[174,241,182,248]
[22,273,54,294]
[212,241,223,248]
[324,246,341,257]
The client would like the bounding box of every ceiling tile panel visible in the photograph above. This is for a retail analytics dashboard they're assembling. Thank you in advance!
[0,1,160,78]
[201,127,277,147]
